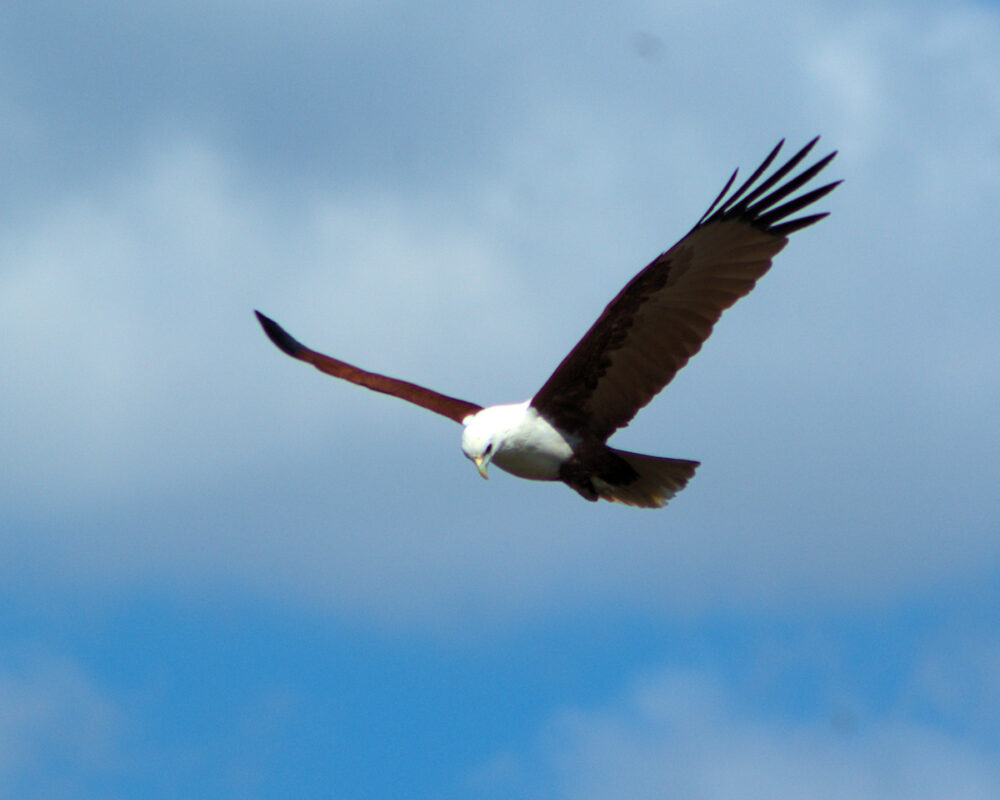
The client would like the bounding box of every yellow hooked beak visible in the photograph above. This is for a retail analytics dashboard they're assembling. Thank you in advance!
[473,456,489,479]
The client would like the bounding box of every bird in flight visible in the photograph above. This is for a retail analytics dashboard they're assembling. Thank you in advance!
[256,138,838,508]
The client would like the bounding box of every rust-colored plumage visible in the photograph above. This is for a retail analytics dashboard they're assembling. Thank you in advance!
[255,311,482,423]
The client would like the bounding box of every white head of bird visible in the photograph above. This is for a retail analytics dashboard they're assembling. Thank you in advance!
[461,401,576,481]
[460,405,513,479]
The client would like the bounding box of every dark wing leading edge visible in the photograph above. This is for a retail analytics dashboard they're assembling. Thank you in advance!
[531,138,839,441]
[255,311,483,424]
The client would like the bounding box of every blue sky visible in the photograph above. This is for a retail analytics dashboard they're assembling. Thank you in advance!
[2,0,999,796]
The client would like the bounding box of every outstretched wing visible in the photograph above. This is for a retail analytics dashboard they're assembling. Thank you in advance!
[531,138,839,440]
[255,311,482,424]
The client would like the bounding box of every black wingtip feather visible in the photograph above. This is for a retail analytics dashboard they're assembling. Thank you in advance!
[696,167,740,227]
[754,179,842,229]
[724,137,820,216]
[716,138,785,216]
[767,211,829,238]
[255,310,305,358]
[752,151,838,217]
[697,138,838,237]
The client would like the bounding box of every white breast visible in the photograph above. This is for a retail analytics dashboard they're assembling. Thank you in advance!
[480,401,576,481]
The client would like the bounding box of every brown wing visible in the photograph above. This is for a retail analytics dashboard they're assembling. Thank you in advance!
[531,138,839,440]
[255,311,482,424]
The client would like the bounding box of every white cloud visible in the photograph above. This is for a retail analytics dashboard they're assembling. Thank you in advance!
[471,664,1000,800]
[0,655,122,799]
[906,633,1000,743]
[0,134,523,508]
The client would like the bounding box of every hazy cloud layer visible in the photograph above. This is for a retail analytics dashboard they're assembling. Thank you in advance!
[471,641,1000,800]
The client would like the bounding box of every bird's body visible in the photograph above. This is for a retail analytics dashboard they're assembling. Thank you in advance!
[256,139,839,508]
[458,401,699,506]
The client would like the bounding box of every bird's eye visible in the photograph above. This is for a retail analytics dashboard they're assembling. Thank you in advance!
[484,443,493,455]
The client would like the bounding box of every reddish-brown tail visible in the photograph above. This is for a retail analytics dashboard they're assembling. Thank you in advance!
[593,450,699,508]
